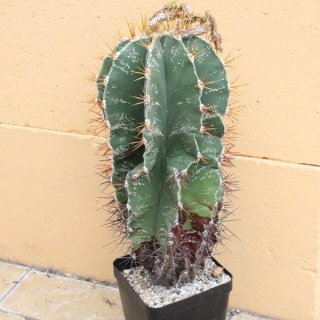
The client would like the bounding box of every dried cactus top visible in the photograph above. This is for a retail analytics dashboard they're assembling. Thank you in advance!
[148,2,222,52]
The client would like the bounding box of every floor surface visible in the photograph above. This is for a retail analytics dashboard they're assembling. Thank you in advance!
[0,260,274,320]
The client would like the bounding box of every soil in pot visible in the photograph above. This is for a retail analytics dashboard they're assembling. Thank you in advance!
[123,257,231,308]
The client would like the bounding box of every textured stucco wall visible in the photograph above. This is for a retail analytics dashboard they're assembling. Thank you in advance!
[0,1,319,319]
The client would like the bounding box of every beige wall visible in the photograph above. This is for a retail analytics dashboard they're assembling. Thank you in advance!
[0,1,319,319]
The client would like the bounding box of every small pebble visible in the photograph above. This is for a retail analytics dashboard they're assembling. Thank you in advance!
[212,266,224,278]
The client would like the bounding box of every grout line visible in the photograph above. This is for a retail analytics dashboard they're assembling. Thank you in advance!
[0,306,41,320]
[1,123,319,168]
[29,269,119,291]
[0,309,25,319]
[237,153,320,168]
[0,122,106,142]
[0,258,117,289]
[0,268,31,304]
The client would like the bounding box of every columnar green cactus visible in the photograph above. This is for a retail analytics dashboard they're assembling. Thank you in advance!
[96,3,234,286]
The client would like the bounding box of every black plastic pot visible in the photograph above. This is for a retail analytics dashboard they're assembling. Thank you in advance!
[113,256,232,320]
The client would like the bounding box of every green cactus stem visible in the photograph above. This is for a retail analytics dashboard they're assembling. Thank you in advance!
[96,3,233,286]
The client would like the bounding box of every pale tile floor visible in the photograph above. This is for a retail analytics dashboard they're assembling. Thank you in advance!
[0,260,272,320]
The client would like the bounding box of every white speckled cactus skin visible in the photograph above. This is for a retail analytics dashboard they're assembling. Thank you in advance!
[96,2,236,286]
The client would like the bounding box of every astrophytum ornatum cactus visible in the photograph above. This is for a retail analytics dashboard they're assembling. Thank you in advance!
[96,3,236,286]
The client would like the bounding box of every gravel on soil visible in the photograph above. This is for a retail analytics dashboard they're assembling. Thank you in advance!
[123,258,231,308]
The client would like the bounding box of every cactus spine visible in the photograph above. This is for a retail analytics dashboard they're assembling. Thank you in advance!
[96,3,234,286]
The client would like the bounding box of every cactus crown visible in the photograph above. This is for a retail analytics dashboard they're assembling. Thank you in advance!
[96,3,234,286]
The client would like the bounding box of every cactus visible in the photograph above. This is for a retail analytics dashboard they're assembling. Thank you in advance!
[96,3,235,286]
